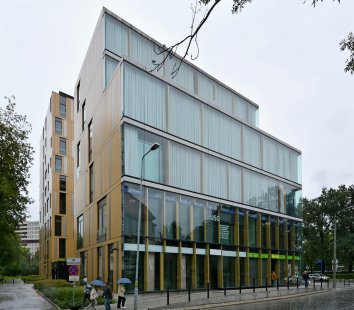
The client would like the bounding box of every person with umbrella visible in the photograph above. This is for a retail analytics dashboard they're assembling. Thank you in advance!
[103,281,113,310]
[117,278,131,309]
[89,285,99,310]
[82,277,92,308]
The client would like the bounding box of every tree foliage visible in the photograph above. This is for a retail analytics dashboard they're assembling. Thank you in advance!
[302,185,354,272]
[0,98,34,232]
[340,32,354,74]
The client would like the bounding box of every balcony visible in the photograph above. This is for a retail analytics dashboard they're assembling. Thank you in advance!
[97,227,106,243]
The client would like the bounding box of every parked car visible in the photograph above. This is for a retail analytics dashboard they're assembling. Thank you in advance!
[309,273,330,281]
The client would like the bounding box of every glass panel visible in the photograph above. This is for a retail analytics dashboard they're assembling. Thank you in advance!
[203,155,227,198]
[223,256,235,287]
[239,211,245,247]
[59,238,66,258]
[179,196,191,240]
[55,118,62,135]
[193,201,204,242]
[55,216,62,236]
[77,215,83,249]
[55,156,62,173]
[59,193,66,214]
[243,126,261,168]
[169,142,201,193]
[123,64,166,130]
[198,73,213,103]
[59,95,66,117]
[60,138,66,155]
[165,193,177,239]
[220,205,235,245]
[147,189,163,239]
[167,57,194,92]
[205,202,218,243]
[229,165,242,203]
[203,106,242,160]
[164,254,177,290]
[248,212,257,248]
[105,56,119,87]
[105,14,129,57]
[131,31,163,75]
[196,255,204,288]
[169,87,201,144]
[98,197,106,242]
[214,84,233,114]
[59,175,66,191]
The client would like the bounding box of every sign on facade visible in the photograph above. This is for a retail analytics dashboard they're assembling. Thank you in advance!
[67,257,81,265]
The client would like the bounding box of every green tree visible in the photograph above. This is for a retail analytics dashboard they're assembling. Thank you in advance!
[0,97,34,272]
[0,98,33,232]
[302,185,354,272]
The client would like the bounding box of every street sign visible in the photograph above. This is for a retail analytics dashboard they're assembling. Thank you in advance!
[67,257,81,265]
[68,265,79,276]
[69,275,80,282]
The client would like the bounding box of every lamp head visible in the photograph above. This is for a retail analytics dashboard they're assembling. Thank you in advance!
[150,142,160,151]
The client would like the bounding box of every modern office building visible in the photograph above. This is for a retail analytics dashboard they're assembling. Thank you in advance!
[15,220,40,256]
[39,91,75,279]
[73,7,302,291]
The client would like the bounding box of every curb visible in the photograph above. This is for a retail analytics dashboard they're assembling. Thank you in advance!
[34,287,62,310]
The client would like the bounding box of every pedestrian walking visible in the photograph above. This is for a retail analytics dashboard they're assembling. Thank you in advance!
[117,283,126,309]
[303,270,310,288]
[82,277,92,308]
[89,286,99,309]
[103,281,113,310]
[271,270,277,287]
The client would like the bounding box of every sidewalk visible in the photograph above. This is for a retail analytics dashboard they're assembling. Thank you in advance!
[114,281,340,310]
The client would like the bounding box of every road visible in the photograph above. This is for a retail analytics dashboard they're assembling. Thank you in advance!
[223,288,354,310]
[0,280,56,310]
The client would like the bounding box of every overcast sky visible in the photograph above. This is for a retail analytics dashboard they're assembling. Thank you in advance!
[1,0,353,221]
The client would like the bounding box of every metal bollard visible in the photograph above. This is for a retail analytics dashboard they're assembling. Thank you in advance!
[349,279,351,287]
[224,286,226,296]
[344,279,346,287]
[321,278,323,288]
[327,279,329,288]
[207,283,209,299]
[167,287,169,305]
[253,278,255,293]
[297,277,299,289]
[313,279,315,288]
[239,284,241,294]
[287,278,289,290]
[265,278,268,291]
[13,278,14,285]
[188,285,191,302]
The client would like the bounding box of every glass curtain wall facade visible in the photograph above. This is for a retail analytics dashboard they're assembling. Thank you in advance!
[73,8,302,293]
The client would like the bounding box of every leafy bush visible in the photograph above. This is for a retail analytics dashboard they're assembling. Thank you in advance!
[35,280,108,308]
[34,279,72,291]
[22,275,44,283]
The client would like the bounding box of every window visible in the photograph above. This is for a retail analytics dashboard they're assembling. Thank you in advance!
[77,215,84,249]
[98,197,106,242]
[89,163,94,203]
[60,175,66,191]
[59,238,66,258]
[82,101,86,130]
[76,81,80,112]
[77,142,81,170]
[88,120,93,162]
[55,118,62,135]
[60,138,66,155]
[60,95,66,117]
[55,155,62,172]
[55,216,62,236]
[59,193,66,214]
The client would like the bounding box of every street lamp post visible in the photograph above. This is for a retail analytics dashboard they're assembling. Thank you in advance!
[134,142,160,310]
[333,205,354,288]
